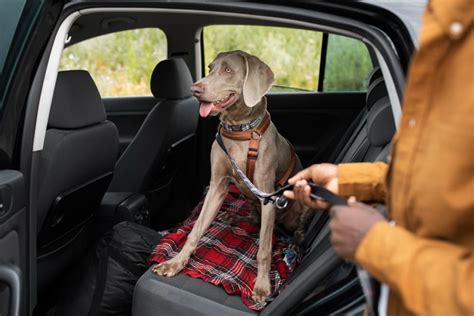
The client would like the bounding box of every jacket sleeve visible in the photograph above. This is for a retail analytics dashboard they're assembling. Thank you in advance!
[355,222,474,315]
[337,162,388,203]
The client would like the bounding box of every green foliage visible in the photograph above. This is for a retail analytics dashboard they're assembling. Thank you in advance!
[60,26,373,96]
[204,25,322,91]
[60,28,167,96]
[323,35,373,91]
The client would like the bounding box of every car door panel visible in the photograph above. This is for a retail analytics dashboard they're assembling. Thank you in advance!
[103,97,157,156]
[267,92,365,165]
[0,170,27,316]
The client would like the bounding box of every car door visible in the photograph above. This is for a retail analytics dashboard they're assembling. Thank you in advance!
[0,0,63,315]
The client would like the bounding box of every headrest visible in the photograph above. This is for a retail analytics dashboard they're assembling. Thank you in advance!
[367,67,382,86]
[366,77,387,110]
[150,58,193,99]
[49,70,106,129]
[366,97,395,147]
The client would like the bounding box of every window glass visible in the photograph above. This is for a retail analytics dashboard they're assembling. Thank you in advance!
[60,28,167,96]
[323,34,373,92]
[0,0,27,76]
[203,25,323,92]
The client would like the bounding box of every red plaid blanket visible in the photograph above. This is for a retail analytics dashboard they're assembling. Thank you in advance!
[149,185,300,311]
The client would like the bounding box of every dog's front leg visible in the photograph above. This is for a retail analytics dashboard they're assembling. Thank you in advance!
[252,180,276,303]
[153,178,229,277]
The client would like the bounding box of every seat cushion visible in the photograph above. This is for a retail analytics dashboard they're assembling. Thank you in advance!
[132,268,257,316]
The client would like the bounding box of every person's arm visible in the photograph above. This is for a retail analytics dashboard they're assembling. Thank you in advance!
[338,162,388,203]
[285,162,388,208]
[356,222,474,315]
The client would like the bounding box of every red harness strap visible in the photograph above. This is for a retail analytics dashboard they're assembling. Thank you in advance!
[220,112,297,185]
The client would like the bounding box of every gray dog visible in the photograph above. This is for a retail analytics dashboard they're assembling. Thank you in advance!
[153,50,311,302]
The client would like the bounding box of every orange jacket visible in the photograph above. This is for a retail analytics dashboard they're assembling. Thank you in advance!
[338,0,474,315]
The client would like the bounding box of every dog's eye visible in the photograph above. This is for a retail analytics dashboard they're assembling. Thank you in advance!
[225,67,232,73]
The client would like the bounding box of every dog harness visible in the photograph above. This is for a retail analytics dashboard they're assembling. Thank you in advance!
[219,111,296,186]
[215,111,298,208]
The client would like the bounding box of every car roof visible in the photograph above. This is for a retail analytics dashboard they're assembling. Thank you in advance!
[360,0,427,44]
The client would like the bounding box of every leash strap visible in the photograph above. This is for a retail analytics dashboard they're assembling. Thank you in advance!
[215,132,347,209]
[216,131,281,206]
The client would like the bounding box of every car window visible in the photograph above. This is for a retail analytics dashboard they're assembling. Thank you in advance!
[203,25,323,92]
[60,28,167,97]
[0,0,27,77]
[203,25,373,93]
[323,34,373,92]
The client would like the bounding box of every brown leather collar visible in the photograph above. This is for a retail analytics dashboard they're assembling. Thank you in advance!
[219,111,296,186]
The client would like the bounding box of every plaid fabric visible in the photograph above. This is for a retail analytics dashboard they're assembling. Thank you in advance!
[149,185,300,311]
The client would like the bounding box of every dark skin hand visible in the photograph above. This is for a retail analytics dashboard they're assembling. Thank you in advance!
[284,164,387,261]
[329,197,386,261]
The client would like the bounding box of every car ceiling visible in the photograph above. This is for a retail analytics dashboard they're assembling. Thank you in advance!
[67,11,316,47]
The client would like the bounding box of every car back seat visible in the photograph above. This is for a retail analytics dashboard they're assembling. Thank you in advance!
[132,68,395,316]
[332,70,391,164]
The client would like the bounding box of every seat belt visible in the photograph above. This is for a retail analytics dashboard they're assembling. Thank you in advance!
[334,110,368,163]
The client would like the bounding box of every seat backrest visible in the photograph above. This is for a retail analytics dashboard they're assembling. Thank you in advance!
[331,68,387,163]
[36,70,118,287]
[108,58,199,198]
[37,70,119,243]
[364,96,395,162]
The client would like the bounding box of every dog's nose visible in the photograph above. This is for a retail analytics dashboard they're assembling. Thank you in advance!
[191,84,204,95]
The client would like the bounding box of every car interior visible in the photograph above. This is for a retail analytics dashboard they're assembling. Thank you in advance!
[13,3,407,316]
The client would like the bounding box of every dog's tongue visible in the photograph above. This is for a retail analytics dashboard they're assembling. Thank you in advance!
[199,102,214,117]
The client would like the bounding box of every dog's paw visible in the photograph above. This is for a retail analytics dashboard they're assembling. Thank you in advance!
[252,276,271,303]
[152,258,187,277]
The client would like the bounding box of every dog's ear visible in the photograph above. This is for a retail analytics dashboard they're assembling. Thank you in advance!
[242,54,274,108]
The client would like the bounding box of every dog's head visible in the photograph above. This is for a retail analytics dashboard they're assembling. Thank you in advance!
[192,50,274,117]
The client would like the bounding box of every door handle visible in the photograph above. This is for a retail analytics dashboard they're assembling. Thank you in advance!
[0,264,20,316]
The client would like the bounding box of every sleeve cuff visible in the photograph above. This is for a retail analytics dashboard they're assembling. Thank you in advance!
[338,162,387,202]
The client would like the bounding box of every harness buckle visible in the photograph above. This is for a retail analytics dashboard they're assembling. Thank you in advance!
[251,131,261,140]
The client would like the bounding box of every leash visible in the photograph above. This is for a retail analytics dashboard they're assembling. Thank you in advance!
[215,131,347,208]
[216,131,290,208]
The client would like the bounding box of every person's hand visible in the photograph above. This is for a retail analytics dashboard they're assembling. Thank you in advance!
[329,197,386,261]
[283,163,338,209]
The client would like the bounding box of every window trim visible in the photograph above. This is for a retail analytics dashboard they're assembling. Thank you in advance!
[317,32,329,92]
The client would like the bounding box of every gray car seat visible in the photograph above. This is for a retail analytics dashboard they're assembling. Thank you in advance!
[333,70,392,164]
[108,58,199,193]
[133,270,256,316]
[36,70,119,290]
[107,58,199,227]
